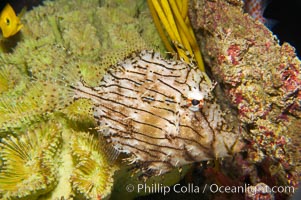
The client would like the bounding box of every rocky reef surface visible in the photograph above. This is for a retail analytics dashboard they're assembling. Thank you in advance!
[189,0,301,199]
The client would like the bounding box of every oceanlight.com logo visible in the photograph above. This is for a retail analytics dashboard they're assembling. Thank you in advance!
[208,183,295,194]
[125,183,295,196]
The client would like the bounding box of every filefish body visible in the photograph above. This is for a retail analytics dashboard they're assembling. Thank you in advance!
[73,50,243,175]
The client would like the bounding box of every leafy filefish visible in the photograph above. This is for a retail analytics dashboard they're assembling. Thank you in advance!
[71,50,243,176]
[0,4,23,38]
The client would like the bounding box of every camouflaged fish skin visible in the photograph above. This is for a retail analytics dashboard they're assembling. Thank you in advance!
[72,50,243,175]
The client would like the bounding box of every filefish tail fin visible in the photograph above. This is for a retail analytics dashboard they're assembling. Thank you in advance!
[264,18,278,29]
[261,0,272,12]
[243,0,275,28]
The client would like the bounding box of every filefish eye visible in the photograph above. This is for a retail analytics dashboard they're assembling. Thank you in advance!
[191,99,200,106]
[5,18,10,25]
[188,98,203,112]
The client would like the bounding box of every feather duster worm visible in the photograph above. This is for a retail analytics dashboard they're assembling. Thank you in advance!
[69,131,118,200]
[0,121,62,199]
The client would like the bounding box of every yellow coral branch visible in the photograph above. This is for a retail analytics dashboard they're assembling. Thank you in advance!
[160,0,182,43]
[150,0,175,41]
[153,0,183,45]
[147,0,174,53]
[150,0,188,62]
[148,0,205,72]
[168,0,205,71]
[179,0,189,18]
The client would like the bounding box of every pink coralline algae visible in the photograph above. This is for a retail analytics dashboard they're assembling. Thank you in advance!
[245,182,274,200]
[189,0,301,197]
[227,44,241,65]
[278,43,301,116]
